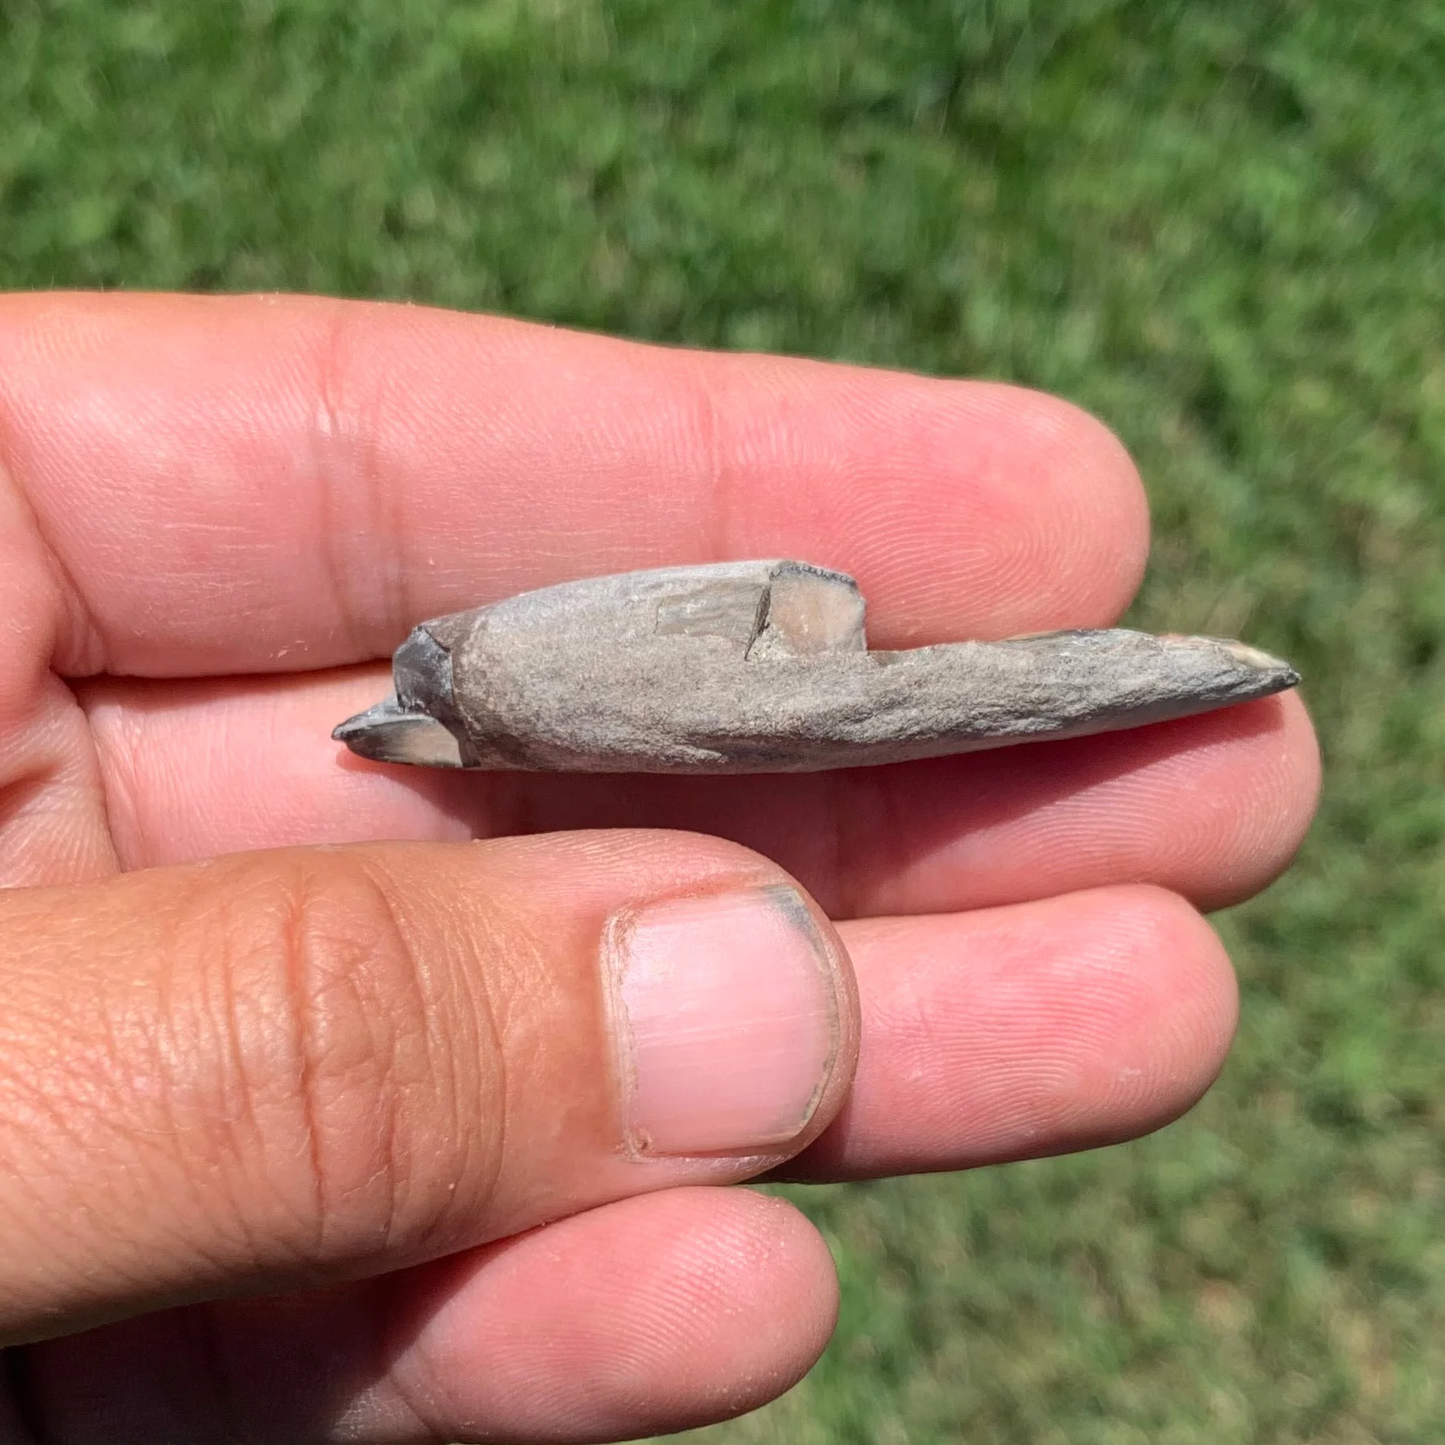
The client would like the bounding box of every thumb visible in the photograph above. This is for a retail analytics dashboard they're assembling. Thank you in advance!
[0,831,858,1344]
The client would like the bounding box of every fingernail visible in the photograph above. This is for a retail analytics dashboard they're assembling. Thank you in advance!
[604,885,842,1157]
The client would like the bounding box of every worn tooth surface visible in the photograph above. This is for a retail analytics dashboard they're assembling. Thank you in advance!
[334,559,1300,774]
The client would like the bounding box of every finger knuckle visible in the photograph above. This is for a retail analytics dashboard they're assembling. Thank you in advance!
[203,853,497,1268]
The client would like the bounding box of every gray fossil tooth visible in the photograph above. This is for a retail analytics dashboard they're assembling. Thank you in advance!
[333,559,1300,774]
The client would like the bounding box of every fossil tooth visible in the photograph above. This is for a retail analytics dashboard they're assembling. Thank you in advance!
[333,559,1299,774]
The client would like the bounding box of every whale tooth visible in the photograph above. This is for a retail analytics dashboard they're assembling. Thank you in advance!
[334,561,1300,775]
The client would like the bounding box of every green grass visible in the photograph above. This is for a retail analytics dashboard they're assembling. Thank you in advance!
[5,1,1445,1439]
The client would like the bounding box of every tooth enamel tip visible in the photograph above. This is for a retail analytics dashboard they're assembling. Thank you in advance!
[333,699,464,767]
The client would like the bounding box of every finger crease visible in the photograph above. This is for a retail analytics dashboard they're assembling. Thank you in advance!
[313,306,414,659]
[0,403,108,679]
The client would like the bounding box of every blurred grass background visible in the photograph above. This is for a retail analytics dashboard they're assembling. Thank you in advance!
[4,1,1444,1439]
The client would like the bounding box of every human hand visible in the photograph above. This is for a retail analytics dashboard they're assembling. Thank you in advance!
[0,294,1319,1443]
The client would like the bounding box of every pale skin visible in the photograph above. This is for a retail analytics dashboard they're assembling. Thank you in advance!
[0,293,1320,1443]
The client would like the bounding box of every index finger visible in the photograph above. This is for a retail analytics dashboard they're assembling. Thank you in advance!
[0,293,1148,678]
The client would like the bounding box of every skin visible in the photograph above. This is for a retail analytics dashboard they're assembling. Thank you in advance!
[0,293,1321,1444]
